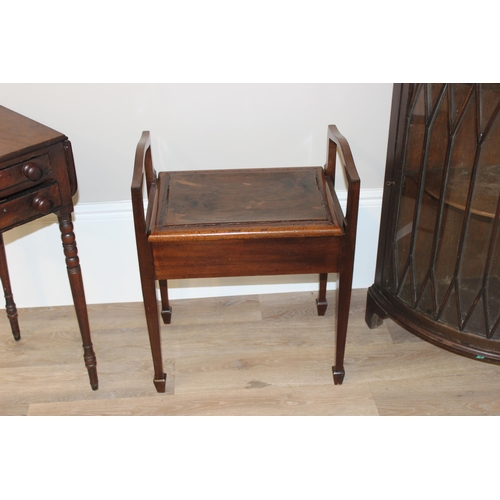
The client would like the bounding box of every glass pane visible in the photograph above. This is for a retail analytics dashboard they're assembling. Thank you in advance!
[392,83,500,339]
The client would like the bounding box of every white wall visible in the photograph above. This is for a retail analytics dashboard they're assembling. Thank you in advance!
[0,84,393,307]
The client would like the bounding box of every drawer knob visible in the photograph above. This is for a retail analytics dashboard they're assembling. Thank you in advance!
[32,195,53,215]
[22,162,43,182]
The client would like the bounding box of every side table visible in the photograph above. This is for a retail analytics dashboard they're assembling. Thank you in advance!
[0,106,98,390]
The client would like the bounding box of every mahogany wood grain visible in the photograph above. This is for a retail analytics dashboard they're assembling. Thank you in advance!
[132,125,360,392]
[0,233,20,340]
[366,83,500,365]
[0,106,97,390]
[152,237,341,280]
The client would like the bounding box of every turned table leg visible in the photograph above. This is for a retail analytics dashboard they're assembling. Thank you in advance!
[0,233,20,341]
[58,212,98,390]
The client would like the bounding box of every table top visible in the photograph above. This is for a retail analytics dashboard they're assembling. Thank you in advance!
[0,106,66,163]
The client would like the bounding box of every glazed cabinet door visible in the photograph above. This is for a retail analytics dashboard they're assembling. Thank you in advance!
[368,83,500,361]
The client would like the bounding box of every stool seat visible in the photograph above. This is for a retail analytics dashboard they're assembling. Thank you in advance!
[154,167,341,228]
[148,167,344,280]
[132,125,360,393]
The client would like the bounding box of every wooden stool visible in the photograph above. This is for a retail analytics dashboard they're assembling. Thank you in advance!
[132,125,360,392]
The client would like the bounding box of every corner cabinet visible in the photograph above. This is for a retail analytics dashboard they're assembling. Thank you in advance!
[366,83,500,363]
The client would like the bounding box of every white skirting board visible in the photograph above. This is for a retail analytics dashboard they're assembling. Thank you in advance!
[2,189,383,308]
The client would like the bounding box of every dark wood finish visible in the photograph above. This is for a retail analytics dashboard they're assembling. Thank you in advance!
[132,125,360,392]
[367,83,500,365]
[151,237,341,280]
[0,106,97,390]
[0,233,20,340]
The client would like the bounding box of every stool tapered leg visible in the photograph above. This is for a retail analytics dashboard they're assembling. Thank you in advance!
[159,279,172,324]
[316,273,328,316]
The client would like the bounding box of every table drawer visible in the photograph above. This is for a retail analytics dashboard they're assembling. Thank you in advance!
[0,181,62,230]
[0,154,52,197]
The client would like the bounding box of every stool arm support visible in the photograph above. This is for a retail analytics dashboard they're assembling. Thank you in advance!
[326,124,360,239]
[132,131,156,197]
[132,131,158,235]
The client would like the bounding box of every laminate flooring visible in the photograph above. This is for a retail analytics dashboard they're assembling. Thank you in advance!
[1,288,499,416]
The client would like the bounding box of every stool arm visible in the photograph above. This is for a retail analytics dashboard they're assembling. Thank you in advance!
[326,125,360,237]
[131,131,158,236]
[132,131,156,197]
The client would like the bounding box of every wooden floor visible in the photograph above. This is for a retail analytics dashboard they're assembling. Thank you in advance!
[1,288,500,416]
